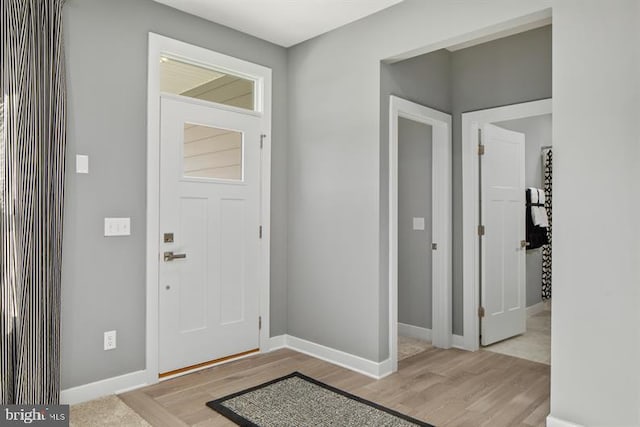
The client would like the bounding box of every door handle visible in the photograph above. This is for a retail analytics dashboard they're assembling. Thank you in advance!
[520,240,530,249]
[164,251,187,262]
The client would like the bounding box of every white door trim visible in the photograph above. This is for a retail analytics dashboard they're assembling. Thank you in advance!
[146,33,272,384]
[389,95,452,373]
[461,98,551,351]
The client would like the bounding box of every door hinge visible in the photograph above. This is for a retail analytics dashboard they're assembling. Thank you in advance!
[477,225,485,236]
[259,226,263,239]
[478,306,485,318]
[478,144,485,156]
[259,316,262,330]
[260,134,266,149]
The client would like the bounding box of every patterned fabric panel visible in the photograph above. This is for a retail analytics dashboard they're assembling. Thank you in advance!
[541,149,552,301]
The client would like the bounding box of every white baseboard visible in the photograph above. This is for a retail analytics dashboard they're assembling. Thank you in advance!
[271,332,469,380]
[63,336,288,405]
[376,357,393,379]
[268,335,287,351]
[60,370,148,405]
[398,323,432,341]
[452,334,465,350]
[64,332,465,405]
[527,301,550,317]
[546,415,584,427]
[396,325,466,352]
[275,335,390,379]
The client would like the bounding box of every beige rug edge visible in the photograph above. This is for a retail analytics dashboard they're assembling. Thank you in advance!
[70,394,151,427]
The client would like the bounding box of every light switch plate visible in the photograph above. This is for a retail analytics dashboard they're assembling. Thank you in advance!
[76,155,89,174]
[413,217,425,231]
[104,218,131,236]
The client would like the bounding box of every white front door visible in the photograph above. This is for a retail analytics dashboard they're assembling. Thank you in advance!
[158,96,261,374]
[480,123,526,346]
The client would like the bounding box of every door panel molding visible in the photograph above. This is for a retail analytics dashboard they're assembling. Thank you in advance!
[146,33,272,384]
[388,95,452,374]
[461,98,551,351]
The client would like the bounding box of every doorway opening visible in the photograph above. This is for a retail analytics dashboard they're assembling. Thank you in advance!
[382,19,552,375]
[462,99,552,365]
[388,96,452,373]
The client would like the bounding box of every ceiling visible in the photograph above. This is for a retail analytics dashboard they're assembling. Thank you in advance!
[153,0,405,47]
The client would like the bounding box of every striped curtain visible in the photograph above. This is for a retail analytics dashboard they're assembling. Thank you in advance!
[1,0,67,404]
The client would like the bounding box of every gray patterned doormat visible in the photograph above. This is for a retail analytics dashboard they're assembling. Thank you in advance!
[206,372,434,427]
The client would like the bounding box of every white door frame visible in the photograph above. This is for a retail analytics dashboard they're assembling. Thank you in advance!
[389,96,452,373]
[146,33,272,383]
[461,98,551,351]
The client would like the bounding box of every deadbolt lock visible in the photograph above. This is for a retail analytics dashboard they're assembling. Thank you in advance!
[163,233,174,243]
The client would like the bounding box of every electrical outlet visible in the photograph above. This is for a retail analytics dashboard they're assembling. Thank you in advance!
[104,330,117,350]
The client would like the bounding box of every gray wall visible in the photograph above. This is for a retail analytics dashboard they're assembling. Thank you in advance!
[551,1,640,424]
[449,25,552,334]
[397,119,433,329]
[495,114,552,308]
[61,0,288,389]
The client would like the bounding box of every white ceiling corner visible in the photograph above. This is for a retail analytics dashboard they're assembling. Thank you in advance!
[153,0,405,47]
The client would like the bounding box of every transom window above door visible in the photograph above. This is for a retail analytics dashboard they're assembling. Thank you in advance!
[160,57,256,111]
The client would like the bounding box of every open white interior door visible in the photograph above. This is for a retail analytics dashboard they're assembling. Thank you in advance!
[480,123,526,346]
[158,96,262,374]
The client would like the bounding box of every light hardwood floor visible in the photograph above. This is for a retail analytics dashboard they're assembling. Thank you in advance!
[119,347,549,427]
[398,335,432,361]
[483,307,551,365]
